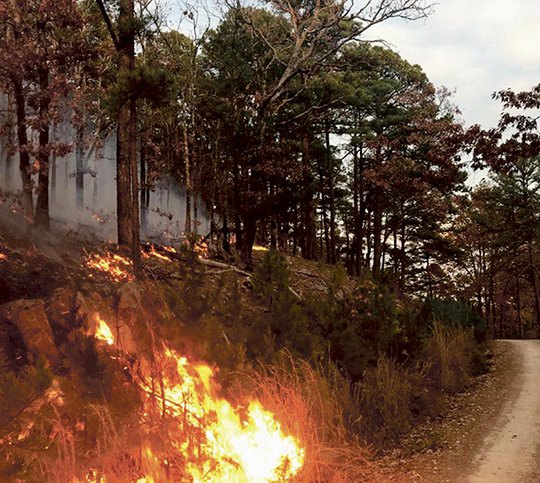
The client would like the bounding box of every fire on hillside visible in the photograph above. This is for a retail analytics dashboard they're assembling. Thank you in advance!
[85,252,134,282]
[84,317,305,482]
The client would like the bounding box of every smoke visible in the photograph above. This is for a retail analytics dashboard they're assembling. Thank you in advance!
[0,117,210,246]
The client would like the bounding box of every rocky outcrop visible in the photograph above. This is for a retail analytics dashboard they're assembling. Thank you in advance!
[0,299,59,365]
[47,287,76,331]
[116,281,176,356]
[0,281,180,367]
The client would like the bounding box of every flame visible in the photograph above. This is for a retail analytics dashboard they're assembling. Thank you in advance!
[142,245,177,262]
[94,317,114,346]
[90,318,305,482]
[145,349,304,482]
[0,253,6,261]
[85,252,133,282]
[194,240,209,259]
[253,245,269,252]
[149,245,171,262]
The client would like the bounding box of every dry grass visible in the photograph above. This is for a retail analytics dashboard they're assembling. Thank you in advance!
[357,355,414,444]
[242,352,381,482]
[38,403,146,483]
[354,323,477,446]
[424,322,475,394]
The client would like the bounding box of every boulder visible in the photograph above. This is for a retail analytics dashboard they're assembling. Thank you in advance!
[47,287,75,331]
[0,299,59,365]
[116,282,178,356]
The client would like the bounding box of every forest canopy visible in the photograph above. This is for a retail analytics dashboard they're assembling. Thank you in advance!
[1,0,540,337]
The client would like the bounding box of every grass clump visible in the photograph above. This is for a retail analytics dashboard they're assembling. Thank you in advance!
[242,352,380,483]
[357,355,414,444]
[423,322,475,394]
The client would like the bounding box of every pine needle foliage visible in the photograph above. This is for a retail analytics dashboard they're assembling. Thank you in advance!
[0,351,53,481]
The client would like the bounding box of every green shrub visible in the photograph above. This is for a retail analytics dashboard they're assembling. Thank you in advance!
[252,251,318,361]
[423,298,488,343]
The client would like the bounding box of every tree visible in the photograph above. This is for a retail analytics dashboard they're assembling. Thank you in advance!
[95,0,141,274]
[205,0,432,265]
[0,0,93,230]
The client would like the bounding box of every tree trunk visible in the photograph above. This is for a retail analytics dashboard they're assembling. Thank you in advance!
[351,136,362,275]
[183,124,191,235]
[232,160,242,251]
[300,130,316,260]
[76,119,84,210]
[528,243,540,334]
[515,267,523,338]
[372,189,383,276]
[140,137,147,231]
[117,0,140,275]
[241,214,256,267]
[35,66,50,229]
[371,142,384,277]
[128,93,140,275]
[325,121,337,264]
[12,77,33,226]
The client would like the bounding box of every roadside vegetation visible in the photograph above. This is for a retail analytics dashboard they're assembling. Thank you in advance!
[0,234,490,481]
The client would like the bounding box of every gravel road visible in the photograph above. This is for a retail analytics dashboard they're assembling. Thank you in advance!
[467,339,540,482]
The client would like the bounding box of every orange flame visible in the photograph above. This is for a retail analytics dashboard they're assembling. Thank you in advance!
[94,317,114,346]
[90,318,305,482]
[192,240,209,259]
[0,253,6,261]
[85,252,133,282]
[149,245,171,262]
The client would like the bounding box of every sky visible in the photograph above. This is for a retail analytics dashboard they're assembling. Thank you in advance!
[365,0,540,130]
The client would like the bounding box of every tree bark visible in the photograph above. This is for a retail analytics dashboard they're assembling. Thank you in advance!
[183,124,191,234]
[12,77,33,227]
[35,65,50,229]
[116,0,140,275]
[241,214,257,267]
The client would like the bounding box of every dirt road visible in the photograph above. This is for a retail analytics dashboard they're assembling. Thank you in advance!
[467,339,540,482]
[389,340,540,482]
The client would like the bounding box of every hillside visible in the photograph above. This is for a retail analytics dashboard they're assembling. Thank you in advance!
[0,209,491,482]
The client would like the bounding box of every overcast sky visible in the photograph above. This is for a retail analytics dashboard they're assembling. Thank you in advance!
[366,0,540,130]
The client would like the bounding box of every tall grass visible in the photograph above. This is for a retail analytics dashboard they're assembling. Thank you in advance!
[355,322,478,446]
[423,322,475,394]
[357,355,414,445]
[243,352,381,482]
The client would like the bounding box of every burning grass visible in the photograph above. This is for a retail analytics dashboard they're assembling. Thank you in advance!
[70,317,306,482]
[240,354,379,482]
[85,252,133,282]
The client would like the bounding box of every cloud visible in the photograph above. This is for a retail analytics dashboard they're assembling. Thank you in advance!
[365,0,540,130]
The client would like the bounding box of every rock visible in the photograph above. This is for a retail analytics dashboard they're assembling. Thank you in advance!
[47,287,75,331]
[116,282,146,354]
[117,281,177,355]
[0,299,59,365]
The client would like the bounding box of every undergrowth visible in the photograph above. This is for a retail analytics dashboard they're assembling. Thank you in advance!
[0,247,490,480]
